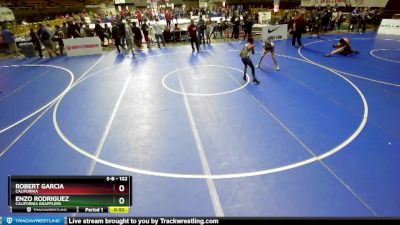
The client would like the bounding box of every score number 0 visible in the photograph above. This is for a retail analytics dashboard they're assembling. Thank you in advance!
[118,184,126,205]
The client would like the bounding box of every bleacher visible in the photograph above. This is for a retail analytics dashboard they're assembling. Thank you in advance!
[5,0,85,9]
[4,0,86,23]
[83,0,101,5]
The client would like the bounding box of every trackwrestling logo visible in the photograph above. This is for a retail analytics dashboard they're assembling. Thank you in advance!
[3,217,64,225]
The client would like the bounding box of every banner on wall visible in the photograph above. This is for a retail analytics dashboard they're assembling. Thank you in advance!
[0,7,15,22]
[378,19,400,36]
[301,0,388,8]
[258,11,272,24]
[63,37,102,57]
[261,24,288,41]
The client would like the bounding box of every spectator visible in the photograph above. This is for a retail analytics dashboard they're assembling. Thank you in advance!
[173,24,181,42]
[348,13,358,32]
[255,12,259,24]
[321,8,332,32]
[62,22,68,37]
[165,11,172,27]
[136,10,143,26]
[153,18,165,48]
[205,19,213,44]
[111,22,122,53]
[104,23,112,46]
[335,10,344,31]
[243,13,254,41]
[117,18,126,49]
[94,21,105,46]
[141,19,151,48]
[164,25,172,43]
[197,15,206,46]
[132,22,142,51]
[67,21,81,38]
[84,24,94,37]
[46,23,54,41]
[174,10,179,23]
[125,21,136,55]
[53,25,65,55]
[38,24,58,57]
[1,26,17,54]
[357,8,369,33]
[30,28,42,58]
[187,19,199,52]
[79,23,86,37]
[220,18,228,40]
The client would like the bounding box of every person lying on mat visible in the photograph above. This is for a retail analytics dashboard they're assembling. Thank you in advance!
[325,37,359,57]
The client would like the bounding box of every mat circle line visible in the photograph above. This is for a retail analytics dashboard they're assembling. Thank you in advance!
[52,53,368,179]
[162,65,251,96]
[0,64,74,134]
[369,49,400,64]
[298,38,400,87]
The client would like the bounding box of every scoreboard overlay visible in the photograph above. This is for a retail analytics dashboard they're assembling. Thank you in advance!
[8,176,132,213]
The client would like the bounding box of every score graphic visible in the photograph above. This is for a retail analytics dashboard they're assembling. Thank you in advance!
[8,176,132,213]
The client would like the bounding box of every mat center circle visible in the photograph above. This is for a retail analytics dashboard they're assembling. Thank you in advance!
[162,65,250,96]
